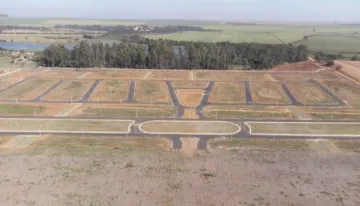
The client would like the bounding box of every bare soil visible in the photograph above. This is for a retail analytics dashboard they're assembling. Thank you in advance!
[0,136,359,205]
[272,60,321,71]
[336,60,360,82]
[177,89,203,107]
[91,70,147,79]
[194,71,269,81]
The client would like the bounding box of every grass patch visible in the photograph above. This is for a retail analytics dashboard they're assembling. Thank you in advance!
[209,138,309,151]
[309,112,360,120]
[0,119,133,132]
[204,109,295,119]
[135,81,169,102]
[248,122,360,135]
[334,140,360,153]
[0,104,45,115]
[140,120,239,134]
[251,82,290,104]
[90,80,129,101]
[80,107,176,118]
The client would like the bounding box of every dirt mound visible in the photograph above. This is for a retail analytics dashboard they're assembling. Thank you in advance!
[272,61,321,72]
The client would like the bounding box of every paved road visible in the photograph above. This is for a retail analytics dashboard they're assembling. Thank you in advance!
[81,80,100,102]
[309,78,346,106]
[125,80,136,102]
[32,79,63,101]
[245,81,254,104]
[0,77,29,93]
[166,80,184,118]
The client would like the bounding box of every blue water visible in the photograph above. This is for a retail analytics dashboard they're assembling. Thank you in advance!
[0,40,120,51]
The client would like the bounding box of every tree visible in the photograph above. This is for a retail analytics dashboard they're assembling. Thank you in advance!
[326,59,335,67]
[351,55,359,61]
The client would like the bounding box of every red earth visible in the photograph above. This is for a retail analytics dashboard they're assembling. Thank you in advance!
[272,61,321,72]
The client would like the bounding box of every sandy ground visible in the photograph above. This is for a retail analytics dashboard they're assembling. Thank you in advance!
[177,89,203,107]
[0,137,359,205]
[336,61,360,82]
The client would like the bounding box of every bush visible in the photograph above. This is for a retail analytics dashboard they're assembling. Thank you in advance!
[351,55,358,61]
[326,60,335,67]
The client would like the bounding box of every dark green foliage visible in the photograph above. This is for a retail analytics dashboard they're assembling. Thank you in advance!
[326,60,335,67]
[351,55,359,61]
[36,39,309,70]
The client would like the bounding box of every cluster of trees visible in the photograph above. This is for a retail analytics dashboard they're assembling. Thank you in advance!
[0,25,49,31]
[35,39,309,70]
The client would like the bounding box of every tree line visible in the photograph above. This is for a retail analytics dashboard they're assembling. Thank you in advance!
[35,39,309,70]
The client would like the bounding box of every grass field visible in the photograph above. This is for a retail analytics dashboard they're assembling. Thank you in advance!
[0,118,133,132]
[293,34,360,53]
[248,122,360,136]
[146,71,189,80]
[140,120,240,134]
[209,82,246,104]
[251,82,290,104]
[321,80,360,100]
[90,80,129,102]
[0,79,56,100]
[134,80,170,103]
[44,80,93,101]
[91,70,146,79]
[194,71,269,81]
[70,104,177,118]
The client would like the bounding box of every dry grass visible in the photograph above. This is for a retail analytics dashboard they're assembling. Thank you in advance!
[147,71,189,80]
[287,82,335,105]
[177,89,203,107]
[251,82,290,104]
[135,80,170,102]
[194,71,269,81]
[209,82,246,103]
[0,103,67,116]
[334,140,360,153]
[172,81,209,88]
[336,60,360,82]
[140,120,240,134]
[70,104,176,118]
[91,70,146,79]
[90,80,129,101]
[203,107,296,119]
[320,80,360,100]
[209,138,309,151]
[0,79,56,100]
[248,122,360,135]
[44,80,93,101]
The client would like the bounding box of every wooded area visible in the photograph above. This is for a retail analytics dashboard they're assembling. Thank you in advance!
[36,39,309,70]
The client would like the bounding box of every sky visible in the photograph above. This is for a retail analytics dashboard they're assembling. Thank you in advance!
[1,0,360,22]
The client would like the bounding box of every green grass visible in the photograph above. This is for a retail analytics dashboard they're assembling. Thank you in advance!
[0,104,45,115]
[293,35,360,53]
[309,112,360,120]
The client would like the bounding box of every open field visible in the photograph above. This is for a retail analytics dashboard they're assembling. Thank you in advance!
[0,135,360,205]
[0,118,134,133]
[320,80,360,100]
[272,60,321,72]
[172,81,209,88]
[0,103,67,116]
[134,80,170,103]
[90,80,129,102]
[287,82,335,105]
[40,70,88,79]
[209,82,246,104]
[248,122,360,136]
[0,79,56,100]
[0,71,29,88]
[69,104,177,118]
[203,106,296,119]
[44,80,93,101]
[140,120,240,134]
[293,34,360,53]
[336,61,360,82]
[251,82,290,104]
[91,70,147,79]
[146,71,189,80]
[177,89,203,107]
